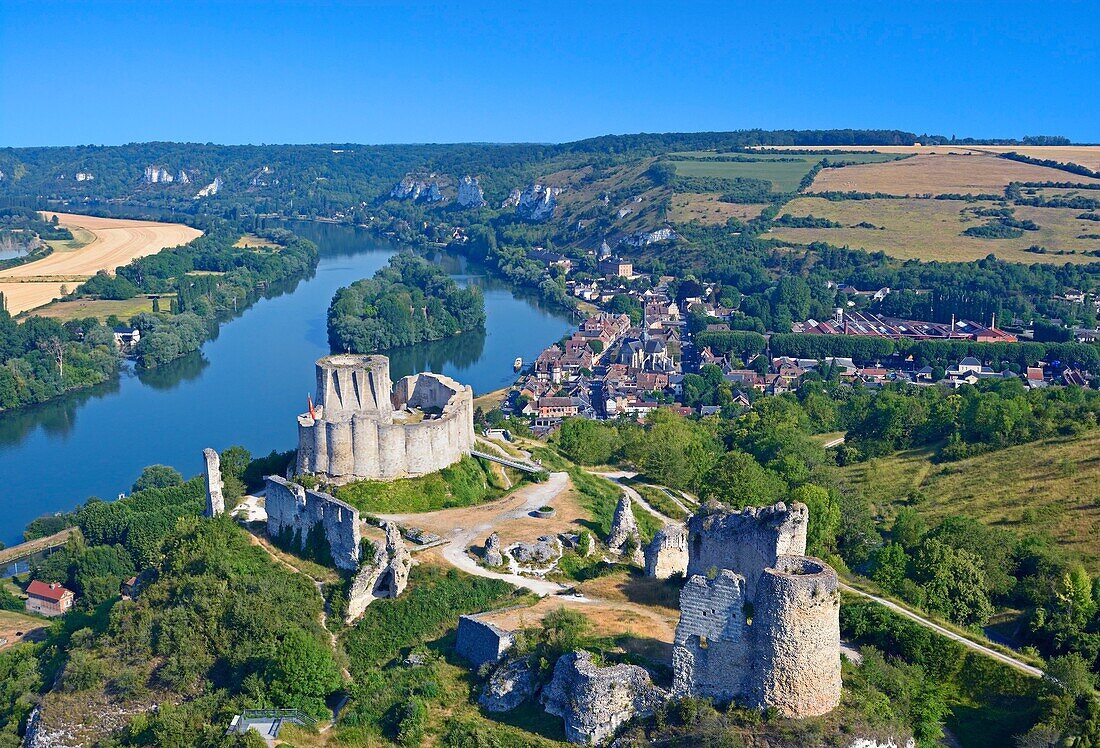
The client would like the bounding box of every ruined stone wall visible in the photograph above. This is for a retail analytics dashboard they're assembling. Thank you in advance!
[673,502,841,719]
[264,475,361,570]
[297,355,474,482]
[672,571,749,701]
[644,523,688,579]
[752,556,842,717]
[686,501,808,598]
[202,447,224,518]
[456,615,515,667]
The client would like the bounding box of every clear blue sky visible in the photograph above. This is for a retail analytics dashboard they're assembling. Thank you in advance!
[1,0,1097,147]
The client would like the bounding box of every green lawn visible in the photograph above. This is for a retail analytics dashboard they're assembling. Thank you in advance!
[335,455,515,513]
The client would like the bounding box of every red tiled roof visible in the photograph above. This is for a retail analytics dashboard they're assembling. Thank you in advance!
[27,580,72,602]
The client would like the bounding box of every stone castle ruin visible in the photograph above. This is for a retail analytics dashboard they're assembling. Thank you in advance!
[296,354,475,482]
[672,501,842,718]
[345,520,412,623]
[265,475,362,571]
[644,523,688,579]
[202,447,225,518]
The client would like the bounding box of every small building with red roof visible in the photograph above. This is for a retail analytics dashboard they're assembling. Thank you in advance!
[25,580,75,617]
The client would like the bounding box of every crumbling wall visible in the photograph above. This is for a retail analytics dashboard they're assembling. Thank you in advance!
[644,523,688,579]
[672,570,750,701]
[202,447,224,518]
[542,651,667,745]
[264,475,361,570]
[456,615,515,667]
[345,521,412,622]
[297,354,474,482]
[686,501,807,598]
[752,556,842,717]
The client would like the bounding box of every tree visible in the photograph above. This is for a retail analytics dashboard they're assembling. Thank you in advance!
[556,418,620,465]
[891,507,927,550]
[912,539,994,626]
[791,484,840,556]
[265,627,340,718]
[872,543,910,594]
[702,450,787,509]
[131,465,183,493]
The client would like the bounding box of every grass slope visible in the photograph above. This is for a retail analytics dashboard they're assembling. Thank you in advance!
[335,455,514,513]
[836,430,1100,570]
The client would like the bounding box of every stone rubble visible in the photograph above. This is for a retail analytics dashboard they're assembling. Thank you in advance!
[483,532,504,567]
[479,657,536,713]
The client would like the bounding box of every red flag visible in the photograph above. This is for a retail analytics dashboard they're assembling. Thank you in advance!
[307,394,316,420]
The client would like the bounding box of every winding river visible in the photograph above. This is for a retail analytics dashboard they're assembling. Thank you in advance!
[0,221,574,546]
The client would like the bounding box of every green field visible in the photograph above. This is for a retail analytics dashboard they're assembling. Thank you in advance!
[835,430,1100,570]
[670,153,902,192]
[335,455,515,513]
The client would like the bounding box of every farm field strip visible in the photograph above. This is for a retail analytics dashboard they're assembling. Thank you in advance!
[771,196,1100,264]
[0,212,201,314]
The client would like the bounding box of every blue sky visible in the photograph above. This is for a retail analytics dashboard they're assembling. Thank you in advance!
[1,0,1097,147]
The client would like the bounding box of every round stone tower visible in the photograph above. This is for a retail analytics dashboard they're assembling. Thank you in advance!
[752,555,841,717]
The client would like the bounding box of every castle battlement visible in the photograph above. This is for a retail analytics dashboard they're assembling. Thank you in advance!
[296,354,475,482]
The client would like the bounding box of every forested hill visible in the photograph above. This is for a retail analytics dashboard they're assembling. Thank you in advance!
[328,252,485,353]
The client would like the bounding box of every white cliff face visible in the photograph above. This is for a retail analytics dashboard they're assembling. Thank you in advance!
[391,175,445,202]
[456,175,486,208]
[74,172,94,181]
[143,166,174,184]
[516,183,562,221]
[177,170,191,184]
[621,226,677,247]
[501,187,522,209]
[194,177,223,198]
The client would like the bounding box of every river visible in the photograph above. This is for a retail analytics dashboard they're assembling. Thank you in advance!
[0,221,574,546]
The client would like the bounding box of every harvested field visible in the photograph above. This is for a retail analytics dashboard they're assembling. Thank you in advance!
[807,154,1100,195]
[0,213,201,314]
[772,197,1100,264]
[968,146,1100,172]
[0,281,70,315]
[754,144,988,155]
[669,192,768,224]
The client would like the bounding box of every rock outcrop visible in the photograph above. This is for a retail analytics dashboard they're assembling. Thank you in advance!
[643,523,687,579]
[479,657,536,712]
[500,187,522,209]
[143,165,174,184]
[345,521,412,623]
[296,354,475,482]
[514,184,561,221]
[176,170,191,184]
[621,227,677,247]
[390,175,444,202]
[606,494,643,564]
[456,615,515,667]
[74,172,94,182]
[541,651,667,745]
[455,175,486,208]
[202,447,224,518]
[194,177,223,198]
[483,532,503,567]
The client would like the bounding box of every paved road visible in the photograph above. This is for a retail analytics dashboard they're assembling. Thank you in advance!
[839,581,1045,678]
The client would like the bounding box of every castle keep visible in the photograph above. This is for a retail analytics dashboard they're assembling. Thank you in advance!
[296,354,475,482]
[672,501,841,718]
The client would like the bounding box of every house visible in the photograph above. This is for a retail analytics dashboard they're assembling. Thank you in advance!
[1025,367,1047,389]
[527,248,572,272]
[1063,369,1088,387]
[25,580,75,617]
[599,257,633,279]
[537,397,580,418]
[699,405,723,417]
[113,327,141,349]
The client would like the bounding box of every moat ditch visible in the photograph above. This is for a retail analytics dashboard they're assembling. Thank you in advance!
[0,221,574,546]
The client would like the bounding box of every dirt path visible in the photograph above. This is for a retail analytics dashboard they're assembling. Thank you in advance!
[376,472,576,597]
[596,471,677,525]
[839,581,1044,678]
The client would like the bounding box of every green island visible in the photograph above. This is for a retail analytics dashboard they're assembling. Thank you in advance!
[327,251,485,354]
